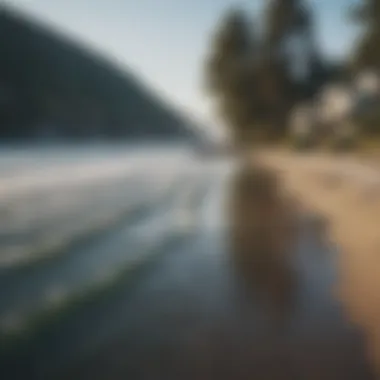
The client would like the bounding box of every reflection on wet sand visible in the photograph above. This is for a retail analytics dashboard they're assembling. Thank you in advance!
[337,245,380,379]
[228,163,297,325]
[226,163,376,379]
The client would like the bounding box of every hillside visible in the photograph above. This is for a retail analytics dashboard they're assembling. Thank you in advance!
[0,6,196,141]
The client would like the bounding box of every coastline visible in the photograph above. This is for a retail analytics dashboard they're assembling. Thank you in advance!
[255,149,380,375]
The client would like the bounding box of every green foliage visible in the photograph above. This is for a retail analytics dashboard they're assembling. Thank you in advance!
[351,0,380,71]
[265,0,309,49]
[349,0,380,134]
[204,0,328,146]
[204,8,257,144]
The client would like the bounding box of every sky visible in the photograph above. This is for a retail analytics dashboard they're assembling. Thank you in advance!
[4,0,361,126]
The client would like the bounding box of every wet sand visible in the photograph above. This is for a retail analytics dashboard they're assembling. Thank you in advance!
[257,150,380,377]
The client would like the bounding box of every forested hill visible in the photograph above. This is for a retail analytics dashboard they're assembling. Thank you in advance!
[0,7,197,141]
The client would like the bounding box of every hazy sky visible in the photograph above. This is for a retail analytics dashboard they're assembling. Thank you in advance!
[5,0,360,124]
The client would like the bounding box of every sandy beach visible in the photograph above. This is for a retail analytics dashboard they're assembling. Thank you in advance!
[256,149,380,376]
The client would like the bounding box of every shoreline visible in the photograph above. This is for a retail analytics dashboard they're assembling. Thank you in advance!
[255,150,380,376]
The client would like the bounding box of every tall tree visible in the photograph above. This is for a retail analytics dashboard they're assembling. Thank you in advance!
[348,0,380,133]
[204,8,257,145]
[350,0,380,71]
[203,0,326,144]
[262,0,323,133]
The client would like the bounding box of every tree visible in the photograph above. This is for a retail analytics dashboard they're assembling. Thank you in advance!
[203,0,326,145]
[350,0,380,71]
[262,0,322,134]
[348,0,380,134]
[204,8,257,145]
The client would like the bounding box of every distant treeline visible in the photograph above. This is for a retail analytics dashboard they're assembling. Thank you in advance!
[0,7,194,141]
[203,0,377,146]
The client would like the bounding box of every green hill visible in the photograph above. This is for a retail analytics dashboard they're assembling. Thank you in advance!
[0,6,196,141]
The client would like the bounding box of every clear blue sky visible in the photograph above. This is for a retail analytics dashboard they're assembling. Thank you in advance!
[5,0,360,125]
